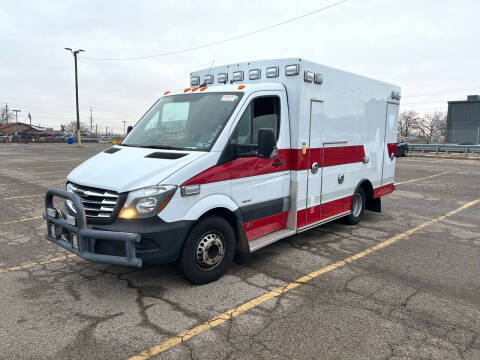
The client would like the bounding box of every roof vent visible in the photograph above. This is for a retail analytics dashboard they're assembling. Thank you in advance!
[467,95,480,101]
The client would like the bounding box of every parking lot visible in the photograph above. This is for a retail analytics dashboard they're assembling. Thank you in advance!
[1,143,479,360]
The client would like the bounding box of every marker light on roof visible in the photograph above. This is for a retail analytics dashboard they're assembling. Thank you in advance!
[184,88,191,93]
[304,71,314,83]
[163,91,170,95]
[218,73,228,84]
[232,71,244,82]
[190,76,200,86]
[200,86,207,91]
[249,69,261,80]
[314,73,324,85]
[203,74,214,84]
[238,84,245,90]
[266,66,279,78]
[285,64,300,76]
[192,87,199,92]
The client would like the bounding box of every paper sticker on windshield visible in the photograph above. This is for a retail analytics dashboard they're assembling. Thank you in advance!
[221,95,237,102]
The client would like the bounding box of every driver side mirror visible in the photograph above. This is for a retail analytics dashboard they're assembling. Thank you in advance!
[257,128,277,158]
[127,125,133,134]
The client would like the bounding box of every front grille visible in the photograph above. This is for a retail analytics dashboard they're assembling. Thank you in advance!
[67,182,119,218]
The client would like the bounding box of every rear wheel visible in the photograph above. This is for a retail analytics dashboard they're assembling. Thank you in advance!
[345,187,366,225]
[178,216,235,285]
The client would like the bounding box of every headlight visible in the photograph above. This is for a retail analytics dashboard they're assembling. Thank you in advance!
[119,185,177,219]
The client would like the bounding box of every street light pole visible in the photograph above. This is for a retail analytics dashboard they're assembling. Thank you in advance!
[65,47,84,147]
[122,121,127,136]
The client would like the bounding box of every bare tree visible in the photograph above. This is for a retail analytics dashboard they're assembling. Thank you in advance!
[0,104,13,125]
[398,110,419,138]
[64,120,89,134]
[416,111,447,143]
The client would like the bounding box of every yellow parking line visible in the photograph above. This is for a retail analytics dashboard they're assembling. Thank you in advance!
[129,198,480,360]
[395,172,448,185]
[1,216,43,225]
[1,194,43,201]
[0,254,77,274]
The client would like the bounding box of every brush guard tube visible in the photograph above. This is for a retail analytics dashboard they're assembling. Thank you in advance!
[43,188,142,267]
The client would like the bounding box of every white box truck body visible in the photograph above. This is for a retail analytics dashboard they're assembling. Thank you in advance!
[44,58,400,284]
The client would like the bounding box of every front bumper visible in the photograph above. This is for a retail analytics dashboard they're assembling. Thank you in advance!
[44,188,142,267]
[44,188,193,267]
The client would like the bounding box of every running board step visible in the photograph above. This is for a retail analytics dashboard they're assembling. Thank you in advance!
[248,228,296,253]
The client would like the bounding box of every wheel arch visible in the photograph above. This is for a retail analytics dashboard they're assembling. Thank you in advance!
[355,178,381,213]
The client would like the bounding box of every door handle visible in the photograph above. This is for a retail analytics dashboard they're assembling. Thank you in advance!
[311,162,319,174]
[390,153,395,161]
[272,161,284,167]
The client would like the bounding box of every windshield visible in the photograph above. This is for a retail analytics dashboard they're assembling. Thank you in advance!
[122,92,243,151]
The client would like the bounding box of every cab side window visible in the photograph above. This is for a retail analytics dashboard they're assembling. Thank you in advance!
[232,96,280,149]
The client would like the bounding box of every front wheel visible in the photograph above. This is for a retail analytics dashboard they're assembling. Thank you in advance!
[345,187,366,225]
[178,216,235,285]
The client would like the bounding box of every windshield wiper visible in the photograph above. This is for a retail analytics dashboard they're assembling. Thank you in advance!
[120,144,184,150]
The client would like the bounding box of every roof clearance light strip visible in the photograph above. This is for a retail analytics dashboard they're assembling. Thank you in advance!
[266,66,279,78]
[285,64,300,76]
[232,71,244,82]
[249,69,261,80]
[203,74,214,84]
[304,70,314,83]
[190,76,200,86]
[218,73,228,84]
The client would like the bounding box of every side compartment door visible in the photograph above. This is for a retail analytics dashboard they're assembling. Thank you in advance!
[382,102,399,186]
[304,100,324,225]
[228,91,290,241]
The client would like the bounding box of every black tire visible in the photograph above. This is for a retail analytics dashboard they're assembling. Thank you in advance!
[178,216,235,285]
[345,187,366,225]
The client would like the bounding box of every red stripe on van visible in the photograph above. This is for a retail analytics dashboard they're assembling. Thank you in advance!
[182,145,365,186]
[387,143,397,157]
[291,145,365,170]
[243,211,288,241]
[296,196,352,228]
[374,183,394,198]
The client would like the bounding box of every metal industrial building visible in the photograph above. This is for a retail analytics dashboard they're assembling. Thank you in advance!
[446,95,480,144]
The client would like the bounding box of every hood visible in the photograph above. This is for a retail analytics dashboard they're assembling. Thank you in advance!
[67,146,206,193]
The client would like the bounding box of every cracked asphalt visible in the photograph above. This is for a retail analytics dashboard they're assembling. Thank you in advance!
[1,143,479,360]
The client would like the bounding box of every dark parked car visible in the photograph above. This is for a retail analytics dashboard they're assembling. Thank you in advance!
[396,140,408,157]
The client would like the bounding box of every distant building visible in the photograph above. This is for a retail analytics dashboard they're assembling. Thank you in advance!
[0,122,60,141]
[446,95,480,144]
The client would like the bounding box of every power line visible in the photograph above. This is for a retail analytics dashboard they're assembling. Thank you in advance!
[80,0,348,61]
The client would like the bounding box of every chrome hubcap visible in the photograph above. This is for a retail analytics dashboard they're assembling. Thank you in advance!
[196,232,225,269]
[352,192,363,217]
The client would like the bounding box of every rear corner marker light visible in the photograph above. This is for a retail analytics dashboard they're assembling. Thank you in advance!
[163,90,170,95]
[304,71,314,83]
[71,233,79,249]
[314,73,323,85]
[66,214,76,226]
[232,71,244,82]
[391,91,401,100]
[285,64,300,76]
[190,76,200,86]
[249,69,261,80]
[266,66,279,78]
[184,87,191,93]
[218,73,228,84]
[47,208,57,218]
[203,74,214,84]
[238,84,245,90]
[181,184,200,197]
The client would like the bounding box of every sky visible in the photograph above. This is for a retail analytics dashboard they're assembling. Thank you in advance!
[1,0,479,133]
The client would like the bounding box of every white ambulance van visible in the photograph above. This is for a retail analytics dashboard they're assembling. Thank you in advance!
[44,58,400,284]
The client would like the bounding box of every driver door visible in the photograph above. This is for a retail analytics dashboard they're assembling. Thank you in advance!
[227,91,290,240]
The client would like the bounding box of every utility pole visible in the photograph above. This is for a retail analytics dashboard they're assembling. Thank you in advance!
[105,126,108,136]
[122,121,127,136]
[95,124,98,137]
[90,107,93,135]
[12,109,21,139]
[65,47,85,147]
